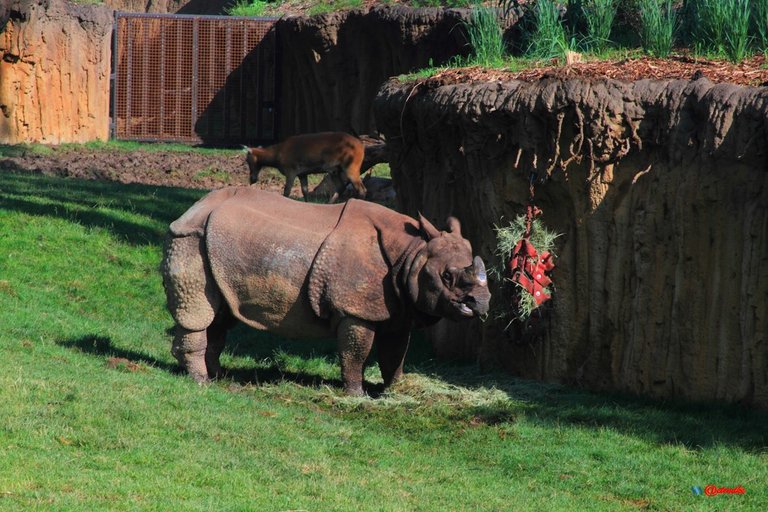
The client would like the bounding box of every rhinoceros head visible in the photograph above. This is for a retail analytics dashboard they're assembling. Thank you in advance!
[406,214,491,321]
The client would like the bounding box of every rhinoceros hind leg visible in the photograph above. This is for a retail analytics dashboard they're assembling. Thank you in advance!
[336,317,375,396]
[376,330,411,388]
[171,327,209,384]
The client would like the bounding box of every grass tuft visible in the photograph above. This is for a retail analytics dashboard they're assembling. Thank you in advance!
[463,6,507,67]
[689,0,752,62]
[307,0,363,16]
[525,0,574,60]
[581,0,618,53]
[226,0,276,17]
[192,167,231,182]
[638,0,677,58]
[753,0,768,53]
[723,0,751,62]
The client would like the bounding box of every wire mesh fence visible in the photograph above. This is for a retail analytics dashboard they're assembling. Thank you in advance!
[113,13,277,145]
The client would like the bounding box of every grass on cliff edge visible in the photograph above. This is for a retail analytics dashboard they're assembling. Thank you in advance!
[0,171,766,511]
[0,140,239,158]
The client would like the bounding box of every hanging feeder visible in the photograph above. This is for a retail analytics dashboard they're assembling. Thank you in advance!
[499,173,558,343]
[507,205,555,308]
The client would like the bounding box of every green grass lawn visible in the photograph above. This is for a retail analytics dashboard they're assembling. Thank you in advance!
[0,171,766,511]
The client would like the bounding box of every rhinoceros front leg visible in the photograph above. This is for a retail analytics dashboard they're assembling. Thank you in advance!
[376,329,411,388]
[336,317,375,396]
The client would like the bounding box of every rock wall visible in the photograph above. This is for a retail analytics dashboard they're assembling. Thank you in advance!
[0,0,112,144]
[276,5,471,138]
[375,77,768,408]
[103,0,225,14]
[0,1,469,144]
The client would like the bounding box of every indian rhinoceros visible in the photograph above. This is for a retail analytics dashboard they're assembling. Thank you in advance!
[161,187,490,395]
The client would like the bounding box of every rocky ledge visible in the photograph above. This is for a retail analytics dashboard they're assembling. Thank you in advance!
[375,74,768,409]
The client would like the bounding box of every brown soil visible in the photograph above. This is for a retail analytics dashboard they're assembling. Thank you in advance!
[424,54,768,87]
[0,146,273,191]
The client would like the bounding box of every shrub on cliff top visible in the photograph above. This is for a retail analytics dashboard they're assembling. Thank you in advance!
[582,0,618,53]
[525,0,575,60]
[463,6,507,66]
[638,0,677,57]
[687,0,751,62]
[754,0,768,53]
[227,0,278,17]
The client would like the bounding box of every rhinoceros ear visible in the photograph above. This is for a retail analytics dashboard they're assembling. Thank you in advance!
[446,216,462,236]
[418,213,441,240]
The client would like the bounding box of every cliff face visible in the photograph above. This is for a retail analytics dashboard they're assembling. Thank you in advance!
[375,77,768,408]
[0,0,112,144]
[276,5,471,138]
[102,0,215,14]
[0,1,469,143]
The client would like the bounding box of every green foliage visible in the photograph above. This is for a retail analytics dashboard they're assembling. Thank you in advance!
[0,143,53,157]
[308,0,363,15]
[0,140,239,158]
[227,0,278,17]
[723,0,751,62]
[367,162,392,178]
[192,167,231,182]
[412,0,480,7]
[397,56,453,81]
[638,0,677,57]
[581,0,618,52]
[753,0,768,52]
[463,6,507,66]
[525,0,575,60]
[688,0,751,62]
[1,171,767,510]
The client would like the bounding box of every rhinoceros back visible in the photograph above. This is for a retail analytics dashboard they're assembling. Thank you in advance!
[205,188,344,337]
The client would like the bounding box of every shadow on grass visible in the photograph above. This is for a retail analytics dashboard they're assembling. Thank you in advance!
[219,324,387,394]
[58,330,768,450]
[57,335,181,375]
[0,170,204,246]
[57,333,355,392]
[425,363,768,453]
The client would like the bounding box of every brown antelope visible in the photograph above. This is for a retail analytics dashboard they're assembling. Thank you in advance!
[244,132,366,203]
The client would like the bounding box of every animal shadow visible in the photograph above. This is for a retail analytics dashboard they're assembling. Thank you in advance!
[58,332,378,394]
[57,335,180,375]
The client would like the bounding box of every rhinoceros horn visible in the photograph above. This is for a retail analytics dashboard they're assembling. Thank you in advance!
[473,255,487,286]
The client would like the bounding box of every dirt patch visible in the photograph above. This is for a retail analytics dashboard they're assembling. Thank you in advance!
[0,146,284,192]
[0,143,393,202]
[106,357,147,373]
